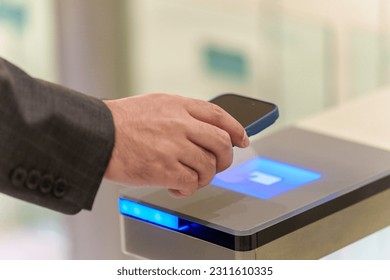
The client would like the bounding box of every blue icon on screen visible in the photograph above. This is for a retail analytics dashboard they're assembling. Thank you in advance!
[211,157,321,199]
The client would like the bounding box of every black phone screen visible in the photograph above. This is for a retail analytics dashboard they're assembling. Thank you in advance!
[210,94,276,127]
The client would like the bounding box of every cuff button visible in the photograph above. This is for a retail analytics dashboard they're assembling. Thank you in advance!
[39,174,54,194]
[26,170,41,190]
[10,167,28,188]
[53,178,67,198]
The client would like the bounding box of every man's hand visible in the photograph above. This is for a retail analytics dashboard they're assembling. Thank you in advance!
[103,93,249,197]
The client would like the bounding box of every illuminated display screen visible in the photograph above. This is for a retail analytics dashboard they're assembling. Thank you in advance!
[211,157,321,199]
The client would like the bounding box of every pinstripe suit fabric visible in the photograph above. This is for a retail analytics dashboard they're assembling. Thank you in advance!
[0,58,115,214]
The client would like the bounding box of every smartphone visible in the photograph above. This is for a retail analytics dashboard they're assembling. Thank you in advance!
[209,93,279,137]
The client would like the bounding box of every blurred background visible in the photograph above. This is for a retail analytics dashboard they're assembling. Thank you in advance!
[1,0,390,259]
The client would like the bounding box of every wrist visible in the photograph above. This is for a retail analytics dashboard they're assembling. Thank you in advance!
[102,99,118,180]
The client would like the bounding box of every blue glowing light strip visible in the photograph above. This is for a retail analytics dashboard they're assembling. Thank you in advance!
[119,198,181,230]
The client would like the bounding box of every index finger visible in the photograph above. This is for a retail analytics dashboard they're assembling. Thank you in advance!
[185,99,249,148]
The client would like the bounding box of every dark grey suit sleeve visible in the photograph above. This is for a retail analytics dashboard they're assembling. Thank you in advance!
[0,58,115,214]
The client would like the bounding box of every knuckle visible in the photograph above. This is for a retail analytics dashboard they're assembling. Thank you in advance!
[198,154,217,187]
[215,129,232,151]
[210,104,225,121]
[201,149,217,167]
[207,129,234,172]
[217,129,231,144]
[200,170,216,188]
[220,158,233,172]
[218,148,233,172]
[177,169,198,189]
